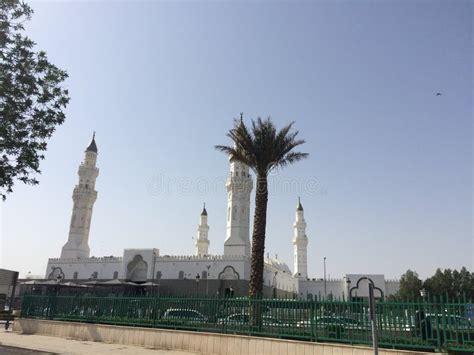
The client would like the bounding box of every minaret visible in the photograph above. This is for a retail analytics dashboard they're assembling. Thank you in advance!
[61,133,99,259]
[195,203,210,256]
[293,197,308,278]
[224,154,253,256]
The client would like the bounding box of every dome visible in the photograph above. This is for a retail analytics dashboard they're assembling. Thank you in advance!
[265,257,292,274]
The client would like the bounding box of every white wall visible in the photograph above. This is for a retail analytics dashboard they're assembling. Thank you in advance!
[46,257,122,280]
[263,265,297,293]
[298,279,346,300]
[47,251,251,282]
[297,274,400,300]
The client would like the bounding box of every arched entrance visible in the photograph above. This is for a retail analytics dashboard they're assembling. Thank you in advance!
[126,255,148,282]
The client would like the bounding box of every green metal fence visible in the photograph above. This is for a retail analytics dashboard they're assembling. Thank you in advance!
[21,295,474,353]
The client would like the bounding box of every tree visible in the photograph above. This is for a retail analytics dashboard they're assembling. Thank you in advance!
[216,116,308,297]
[424,267,474,300]
[396,269,423,300]
[0,0,70,200]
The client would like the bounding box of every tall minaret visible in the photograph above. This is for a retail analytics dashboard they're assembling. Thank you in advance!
[224,155,253,256]
[293,197,308,278]
[61,134,99,259]
[195,203,210,256]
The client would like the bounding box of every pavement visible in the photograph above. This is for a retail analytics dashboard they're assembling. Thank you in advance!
[0,328,199,354]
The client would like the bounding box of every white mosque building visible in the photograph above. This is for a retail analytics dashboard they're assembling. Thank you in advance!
[45,135,399,299]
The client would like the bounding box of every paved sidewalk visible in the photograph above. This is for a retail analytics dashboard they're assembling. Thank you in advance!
[0,329,199,354]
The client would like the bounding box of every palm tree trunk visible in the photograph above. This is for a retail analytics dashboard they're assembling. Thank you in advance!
[249,174,268,298]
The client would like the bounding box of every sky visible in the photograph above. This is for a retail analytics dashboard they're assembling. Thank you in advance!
[0,0,472,280]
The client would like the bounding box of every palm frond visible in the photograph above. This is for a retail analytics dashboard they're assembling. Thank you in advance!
[216,115,308,175]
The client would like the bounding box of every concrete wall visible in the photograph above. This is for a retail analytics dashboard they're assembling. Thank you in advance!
[46,257,122,280]
[46,253,250,283]
[298,279,347,300]
[13,319,439,355]
[298,275,400,300]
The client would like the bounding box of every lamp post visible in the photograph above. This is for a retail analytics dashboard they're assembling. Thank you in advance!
[56,274,62,296]
[420,288,427,312]
[368,282,379,355]
[323,257,327,299]
[273,271,278,298]
[206,265,211,296]
[152,248,158,297]
[346,277,351,301]
[195,273,200,295]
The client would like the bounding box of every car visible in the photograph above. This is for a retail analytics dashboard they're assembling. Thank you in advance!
[218,313,249,325]
[296,316,344,328]
[161,308,208,323]
[337,316,370,331]
[423,313,473,344]
[217,313,287,327]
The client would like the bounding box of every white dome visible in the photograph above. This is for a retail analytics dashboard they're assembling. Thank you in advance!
[265,257,292,273]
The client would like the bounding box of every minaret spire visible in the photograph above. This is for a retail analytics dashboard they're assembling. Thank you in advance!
[297,196,303,211]
[61,134,99,259]
[196,203,210,256]
[86,132,97,153]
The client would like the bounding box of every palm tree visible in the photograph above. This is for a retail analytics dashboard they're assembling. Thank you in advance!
[216,116,308,297]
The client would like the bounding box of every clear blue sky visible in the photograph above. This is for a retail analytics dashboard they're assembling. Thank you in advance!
[1,1,472,279]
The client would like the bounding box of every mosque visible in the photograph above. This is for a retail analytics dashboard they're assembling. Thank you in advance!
[45,135,399,299]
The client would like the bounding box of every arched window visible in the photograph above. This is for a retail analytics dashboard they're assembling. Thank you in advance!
[156,271,162,280]
[113,271,118,279]
[202,271,207,279]
[73,272,78,279]
[178,271,184,279]
[92,271,98,279]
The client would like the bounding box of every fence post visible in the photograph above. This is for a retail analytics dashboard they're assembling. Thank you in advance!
[368,283,379,355]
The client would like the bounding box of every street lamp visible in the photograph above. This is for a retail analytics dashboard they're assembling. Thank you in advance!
[206,265,211,296]
[56,274,62,296]
[420,288,427,302]
[195,273,200,295]
[346,277,351,301]
[323,257,327,299]
[152,248,158,297]
[273,271,278,298]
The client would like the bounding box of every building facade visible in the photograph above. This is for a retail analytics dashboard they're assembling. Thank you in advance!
[46,136,399,298]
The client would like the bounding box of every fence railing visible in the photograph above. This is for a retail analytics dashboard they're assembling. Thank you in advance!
[20,295,474,353]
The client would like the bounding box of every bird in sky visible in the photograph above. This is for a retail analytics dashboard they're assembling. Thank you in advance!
[436,93,442,96]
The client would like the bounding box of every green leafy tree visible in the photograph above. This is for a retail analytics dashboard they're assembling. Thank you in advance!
[216,116,308,297]
[424,267,474,300]
[0,0,70,200]
[396,269,423,300]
